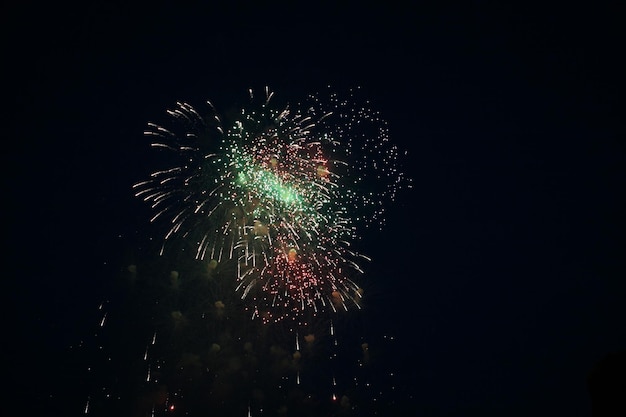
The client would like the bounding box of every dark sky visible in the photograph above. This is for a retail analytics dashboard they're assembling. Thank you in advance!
[5,2,625,416]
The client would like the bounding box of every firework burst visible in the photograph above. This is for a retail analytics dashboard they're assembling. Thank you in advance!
[133,86,408,324]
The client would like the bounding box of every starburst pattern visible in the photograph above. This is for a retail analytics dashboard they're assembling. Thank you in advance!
[133,86,409,324]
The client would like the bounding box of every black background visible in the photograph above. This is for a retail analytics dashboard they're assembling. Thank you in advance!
[5,1,625,416]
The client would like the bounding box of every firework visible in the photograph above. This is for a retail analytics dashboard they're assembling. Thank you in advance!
[77,86,409,417]
[133,86,408,324]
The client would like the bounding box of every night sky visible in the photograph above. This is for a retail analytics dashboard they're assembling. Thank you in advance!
[5,2,625,417]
